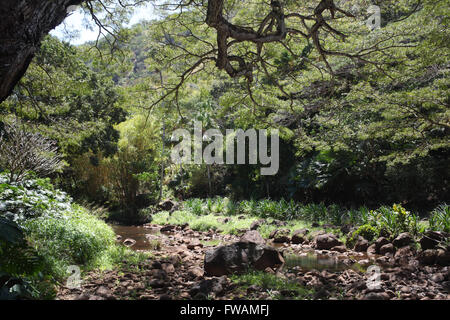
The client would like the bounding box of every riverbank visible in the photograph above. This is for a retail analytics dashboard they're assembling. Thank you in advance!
[57,220,450,300]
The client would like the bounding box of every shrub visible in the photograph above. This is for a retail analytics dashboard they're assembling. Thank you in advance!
[0,173,121,298]
[349,224,379,243]
[429,204,450,233]
[0,121,62,183]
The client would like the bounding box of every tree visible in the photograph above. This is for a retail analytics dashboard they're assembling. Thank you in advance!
[0,0,425,104]
[0,120,63,183]
[0,0,84,102]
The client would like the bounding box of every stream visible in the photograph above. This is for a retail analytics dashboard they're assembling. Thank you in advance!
[111,224,368,273]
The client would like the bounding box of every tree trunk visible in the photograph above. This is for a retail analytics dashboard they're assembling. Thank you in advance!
[0,0,84,103]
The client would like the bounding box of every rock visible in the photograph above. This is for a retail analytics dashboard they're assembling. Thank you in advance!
[354,238,369,252]
[187,239,203,250]
[188,266,204,278]
[240,230,265,245]
[149,279,165,288]
[364,292,390,300]
[264,267,275,274]
[291,229,308,244]
[420,235,439,250]
[159,294,172,300]
[161,263,175,273]
[204,242,284,276]
[150,269,167,279]
[268,230,277,239]
[375,237,390,253]
[249,219,265,231]
[75,293,90,300]
[315,233,342,250]
[418,249,438,265]
[189,277,226,297]
[95,286,113,298]
[430,273,445,283]
[160,225,176,232]
[394,246,415,264]
[246,284,260,294]
[180,223,189,230]
[331,245,347,253]
[392,232,414,248]
[291,234,305,244]
[272,229,291,243]
[123,238,136,247]
[367,243,377,256]
[380,243,395,255]
[420,231,448,250]
[436,249,450,266]
[116,235,122,241]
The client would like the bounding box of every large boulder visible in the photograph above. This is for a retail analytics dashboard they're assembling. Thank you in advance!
[204,242,284,276]
[315,233,342,250]
[291,229,309,244]
[272,229,291,243]
[240,230,265,245]
[392,232,414,248]
[420,231,448,250]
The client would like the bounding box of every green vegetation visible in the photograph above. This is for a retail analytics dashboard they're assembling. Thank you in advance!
[230,270,314,300]
[152,197,446,242]
[429,204,450,233]
[0,173,147,299]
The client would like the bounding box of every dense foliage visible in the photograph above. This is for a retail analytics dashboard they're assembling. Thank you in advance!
[0,173,133,298]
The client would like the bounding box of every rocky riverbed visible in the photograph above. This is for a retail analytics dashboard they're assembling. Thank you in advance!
[57,223,450,300]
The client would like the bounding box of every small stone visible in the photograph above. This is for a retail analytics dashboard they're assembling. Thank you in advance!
[149,279,165,288]
[162,263,175,273]
[249,219,265,230]
[123,238,136,247]
[430,273,445,283]
[188,266,204,278]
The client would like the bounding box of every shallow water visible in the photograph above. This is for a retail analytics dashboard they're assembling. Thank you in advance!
[111,224,366,272]
[111,224,160,251]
